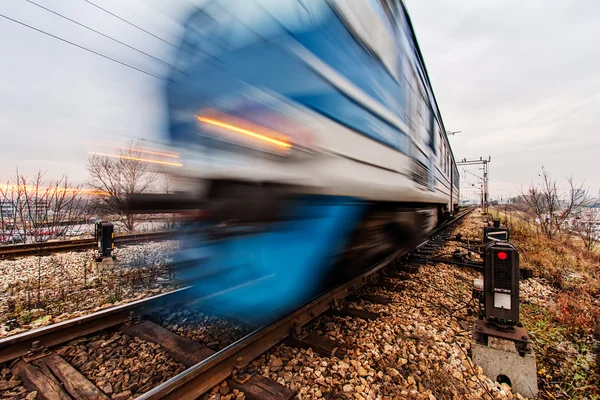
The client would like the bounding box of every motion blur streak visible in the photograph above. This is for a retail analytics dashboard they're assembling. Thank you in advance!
[86,142,180,158]
[88,152,183,167]
[157,0,460,324]
[196,116,292,149]
[0,185,109,196]
[126,148,180,159]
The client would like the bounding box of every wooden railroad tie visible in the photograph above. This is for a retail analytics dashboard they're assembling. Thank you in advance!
[122,320,295,398]
[397,263,420,274]
[228,374,296,400]
[120,320,215,367]
[13,351,108,400]
[347,293,393,305]
[285,333,346,358]
[330,307,380,320]
[386,270,411,280]
[378,279,405,292]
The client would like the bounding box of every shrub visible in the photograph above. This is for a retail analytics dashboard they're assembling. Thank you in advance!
[554,293,600,337]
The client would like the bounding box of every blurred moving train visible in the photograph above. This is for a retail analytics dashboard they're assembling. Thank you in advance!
[159,0,459,320]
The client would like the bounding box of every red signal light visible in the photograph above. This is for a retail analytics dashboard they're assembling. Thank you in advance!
[497,251,508,260]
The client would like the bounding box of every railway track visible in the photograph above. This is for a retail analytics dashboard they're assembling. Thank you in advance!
[1,208,473,399]
[0,231,174,259]
[140,207,475,400]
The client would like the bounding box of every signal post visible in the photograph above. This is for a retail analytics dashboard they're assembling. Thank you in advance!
[471,231,538,398]
[90,222,115,274]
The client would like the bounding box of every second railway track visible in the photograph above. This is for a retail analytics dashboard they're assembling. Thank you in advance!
[1,208,474,400]
[0,231,174,259]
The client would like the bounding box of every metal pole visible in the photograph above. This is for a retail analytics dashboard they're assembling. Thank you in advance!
[484,160,488,214]
[457,157,491,213]
[481,184,484,211]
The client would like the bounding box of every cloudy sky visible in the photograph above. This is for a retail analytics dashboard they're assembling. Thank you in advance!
[405,0,600,199]
[1,0,599,201]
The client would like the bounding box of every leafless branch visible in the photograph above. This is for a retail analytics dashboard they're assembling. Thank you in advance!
[519,167,590,239]
[86,140,158,232]
[571,207,600,251]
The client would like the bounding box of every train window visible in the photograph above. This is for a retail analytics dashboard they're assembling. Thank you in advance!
[443,145,446,175]
[405,63,431,148]
[437,130,443,162]
[406,64,418,133]
[175,0,331,74]
[446,145,449,176]
[174,5,259,72]
[447,146,451,176]
[428,105,435,150]
[333,0,401,81]
[440,143,444,171]
[444,144,448,176]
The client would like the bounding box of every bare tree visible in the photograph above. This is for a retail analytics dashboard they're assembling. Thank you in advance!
[1,170,89,244]
[162,173,173,195]
[0,173,22,244]
[160,173,178,230]
[86,141,158,232]
[572,207,600,251]
[1,169,89,307]
[520,167,589,239]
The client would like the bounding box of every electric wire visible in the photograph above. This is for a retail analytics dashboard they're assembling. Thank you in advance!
[83,0,177,48]
[24,0,173,68]
[0,12,167,81]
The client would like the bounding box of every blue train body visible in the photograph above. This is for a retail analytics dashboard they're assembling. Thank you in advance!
[165,0,459,320]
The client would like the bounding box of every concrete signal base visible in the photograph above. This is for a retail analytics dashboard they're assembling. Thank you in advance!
[472,336,538,398]
[90,257,115,274]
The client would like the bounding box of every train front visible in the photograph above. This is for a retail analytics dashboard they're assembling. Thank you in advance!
[164,0,367,323]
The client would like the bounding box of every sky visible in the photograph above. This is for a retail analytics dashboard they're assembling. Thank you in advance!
[405,0,600,200]
[1,0,599,201]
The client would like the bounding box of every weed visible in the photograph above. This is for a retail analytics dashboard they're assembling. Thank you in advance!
[489,208,600,399]
[19,310,33,324]
[106,285,123,304]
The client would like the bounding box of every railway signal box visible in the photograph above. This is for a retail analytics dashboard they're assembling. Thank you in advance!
[483,241,519,324]
[472,239,537,398]
[95,222,114,259]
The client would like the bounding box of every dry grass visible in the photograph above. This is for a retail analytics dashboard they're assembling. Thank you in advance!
[490,207,600,399]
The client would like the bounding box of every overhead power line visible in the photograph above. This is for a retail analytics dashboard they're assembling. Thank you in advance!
[25,0,172,67]
[83,0,177,48]
[462,168,484,181]
[0,12,167,81]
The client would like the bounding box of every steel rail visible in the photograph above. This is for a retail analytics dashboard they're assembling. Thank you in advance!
[0,286,193,364]
[0,231,174,258]
[139,207,474,400]
[0,207,473,397]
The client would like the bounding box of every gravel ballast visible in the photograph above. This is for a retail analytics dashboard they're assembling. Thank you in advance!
[57,331,186,399]
[0,241,179,338]
[240,212,529,399]
[155,308,251,351]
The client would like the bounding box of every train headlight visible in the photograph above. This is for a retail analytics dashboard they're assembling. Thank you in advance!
[195,111,294,155]
[194,89,315,157]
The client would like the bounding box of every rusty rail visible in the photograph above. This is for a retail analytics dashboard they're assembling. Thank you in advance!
[0,230,174,258]
[0,207,473,398]
[0,286,192,364]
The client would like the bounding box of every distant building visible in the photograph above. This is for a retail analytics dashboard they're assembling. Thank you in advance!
[28,199,50,220]
[570,205,600,239]
[1,198,51,222]
[0,200,15,219]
